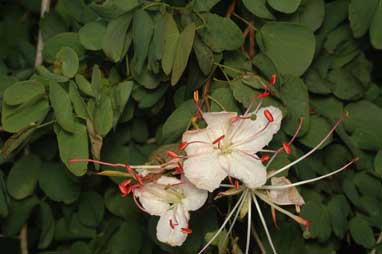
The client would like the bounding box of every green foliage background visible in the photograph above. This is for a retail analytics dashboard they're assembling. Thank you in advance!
[0,0,382,253]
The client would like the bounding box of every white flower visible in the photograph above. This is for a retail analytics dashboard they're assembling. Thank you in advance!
[134,176,208,246]
[182,106,282,192]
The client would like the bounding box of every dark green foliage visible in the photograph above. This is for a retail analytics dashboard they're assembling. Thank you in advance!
[0,0,381,253]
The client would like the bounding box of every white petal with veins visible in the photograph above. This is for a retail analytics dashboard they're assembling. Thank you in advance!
[231,106,282,153]
[156,205,190,246]
[183,152,227,192]
[181,180,208,211]
[203,111,237,138]
[223,151,267,189]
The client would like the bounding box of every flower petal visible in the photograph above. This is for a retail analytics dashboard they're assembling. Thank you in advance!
[156,206,190,246]
[230,106,282,153]
[134,186,170,216]
[203,111,237,138]
[184,152,227,192]
[182,128,213,155]
[268,177,305,206]
[181,180,208,211]
[223,151,267,189]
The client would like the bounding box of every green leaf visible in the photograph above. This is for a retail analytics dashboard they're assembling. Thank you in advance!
[3,80,45,106]
[162,13,180,75]
[75,74,95,97]
[94,95,114,136]
[328,195,350,238]
[71,242,91,254]
[171,23,196,85]
[280,77,310,136]
[300,201,332,241]
[132,85,167,109]
[2,97,50,133]
[0,173,9,217]
[242,0,275,20]
[349,0,379,37]
[56,47,79,78]
[370,1,382,49]
[192,0,221,12]
[79,22,106,50]
[69,82,89,119]
[35,66,69,83]
[43,32,85,62]
[132,9,153,74]
[6,155,41,200]
[114,81,133,117]
[210,87,240,112]
[374,150,382,177]
[298,115,332,149]
[108,221,143,254]
[49,81,75,132]
[289,0,325,31]
[38,162,80,204]
[162,100,196,142]
[102,13,132,62]
[267,0,301,13]
[78,192,104,228]
[54,121,89,176]
[3,196,39,236]
[257,22,315,76]
[39,202,55,249]
[349,216,375,248]
[193,37,215,75]
[55,214,96,241]
[198,13,243,52]
[104,189,140,220]
[328,68,363,100]
[344,100,382,150]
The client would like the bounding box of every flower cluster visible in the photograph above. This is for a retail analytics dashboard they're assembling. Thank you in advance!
[70,75,356,253]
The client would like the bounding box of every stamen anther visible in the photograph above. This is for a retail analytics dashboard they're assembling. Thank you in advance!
[118,179,132,197]
[181,227,193,234]
[178,142,188,151]
[193,90,199,103]
[212,135,225,144]
[264,109,274,122]
[282,143,292,154]
[260,155,270,162]
[167,150,180,159]
[269,74,276,85]
[257,91,270,98]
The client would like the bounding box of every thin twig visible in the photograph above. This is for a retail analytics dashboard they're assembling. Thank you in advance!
[226,0,238,17]
[370,232,382,254]
[20,225,28,254]
[34,0,51,66]
[251,223,266,254]
[20,1,51,253]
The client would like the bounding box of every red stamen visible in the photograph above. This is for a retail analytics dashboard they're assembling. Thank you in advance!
[118,179,132,197]
[181,227,192,234]
[69,158,125,168]
[269,74,276,86]
[178,142,188,151]
[132,191,148,213]
[169,219,176,229]
[212,135,225,144]
[260,155,270,162]
[264,109,274,122]
[271,208,279,229]
[193,90,199,103]
[282,143,292,154]
[303,220,311,232]
[288,117,304,145]
[175,162,183,174]
[257,91,270,98]
[167,150,180,159]
[234,180,240,190]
